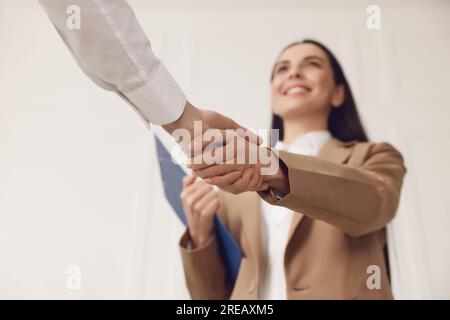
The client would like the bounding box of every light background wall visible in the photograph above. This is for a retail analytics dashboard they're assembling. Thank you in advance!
[0,0,449,299]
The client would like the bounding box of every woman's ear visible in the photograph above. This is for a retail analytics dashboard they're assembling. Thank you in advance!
[331,84,345,108]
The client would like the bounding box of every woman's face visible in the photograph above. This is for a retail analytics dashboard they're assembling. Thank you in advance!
[271,43,344,119]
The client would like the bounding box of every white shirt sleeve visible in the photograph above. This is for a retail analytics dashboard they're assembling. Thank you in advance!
[39,0,187,126]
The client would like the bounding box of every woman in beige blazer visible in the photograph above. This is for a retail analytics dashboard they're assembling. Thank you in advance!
[178,40,406,300]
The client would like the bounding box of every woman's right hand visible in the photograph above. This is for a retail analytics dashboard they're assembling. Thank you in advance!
[181,175,220,249]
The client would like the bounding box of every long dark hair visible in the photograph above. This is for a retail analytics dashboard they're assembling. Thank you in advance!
[271,39,368,145]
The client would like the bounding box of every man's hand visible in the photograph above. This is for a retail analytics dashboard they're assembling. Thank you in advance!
[162,101,260,142]
[162,101,262,163]
[202,166,269,195]
[162,101,289,195]
[187,132,290,195]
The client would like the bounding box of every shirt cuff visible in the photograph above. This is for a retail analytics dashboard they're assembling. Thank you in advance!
[122,63,187,125]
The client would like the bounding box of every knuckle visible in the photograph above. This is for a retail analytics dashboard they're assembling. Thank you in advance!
[195,181,204,187]
[186,197,194,208]
[193,203,202,212]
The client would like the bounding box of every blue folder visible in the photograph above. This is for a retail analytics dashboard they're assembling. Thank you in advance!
[154,135,242,284]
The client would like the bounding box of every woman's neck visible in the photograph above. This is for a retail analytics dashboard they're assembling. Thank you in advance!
[282,113,328,145]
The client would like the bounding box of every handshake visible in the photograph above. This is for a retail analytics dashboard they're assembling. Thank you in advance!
[162,102,290,196]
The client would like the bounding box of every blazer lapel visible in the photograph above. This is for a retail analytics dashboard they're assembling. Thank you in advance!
[285,138,355,244]
[317,137,355,164]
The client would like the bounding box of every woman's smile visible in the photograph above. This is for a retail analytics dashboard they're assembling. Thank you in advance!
[283,82,312,96]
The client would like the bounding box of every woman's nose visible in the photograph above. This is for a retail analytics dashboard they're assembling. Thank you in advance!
[288,69,302,79]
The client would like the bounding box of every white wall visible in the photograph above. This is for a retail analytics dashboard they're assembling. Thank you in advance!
[0,0,449,299]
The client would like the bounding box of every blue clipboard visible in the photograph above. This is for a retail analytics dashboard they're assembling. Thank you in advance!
[154,135,242,284]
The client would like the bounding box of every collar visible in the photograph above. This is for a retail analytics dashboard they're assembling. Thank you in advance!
[275,130,332,155]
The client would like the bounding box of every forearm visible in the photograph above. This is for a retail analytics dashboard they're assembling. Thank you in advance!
[39,0,186,125]
[259,145,406,236]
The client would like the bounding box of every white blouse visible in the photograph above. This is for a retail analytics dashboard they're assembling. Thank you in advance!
[259,131,331,300]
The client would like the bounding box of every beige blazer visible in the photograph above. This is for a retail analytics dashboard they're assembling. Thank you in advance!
[179,138,406,300]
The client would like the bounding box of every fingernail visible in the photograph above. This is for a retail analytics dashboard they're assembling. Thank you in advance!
[204,178,212,184]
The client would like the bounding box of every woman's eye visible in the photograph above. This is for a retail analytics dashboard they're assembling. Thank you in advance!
[307,61,321,67]
[277,66,288,73]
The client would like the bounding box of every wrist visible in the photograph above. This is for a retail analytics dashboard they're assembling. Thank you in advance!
[190,230,214,249]
[162,101,200,135]
[261,151,290,195]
